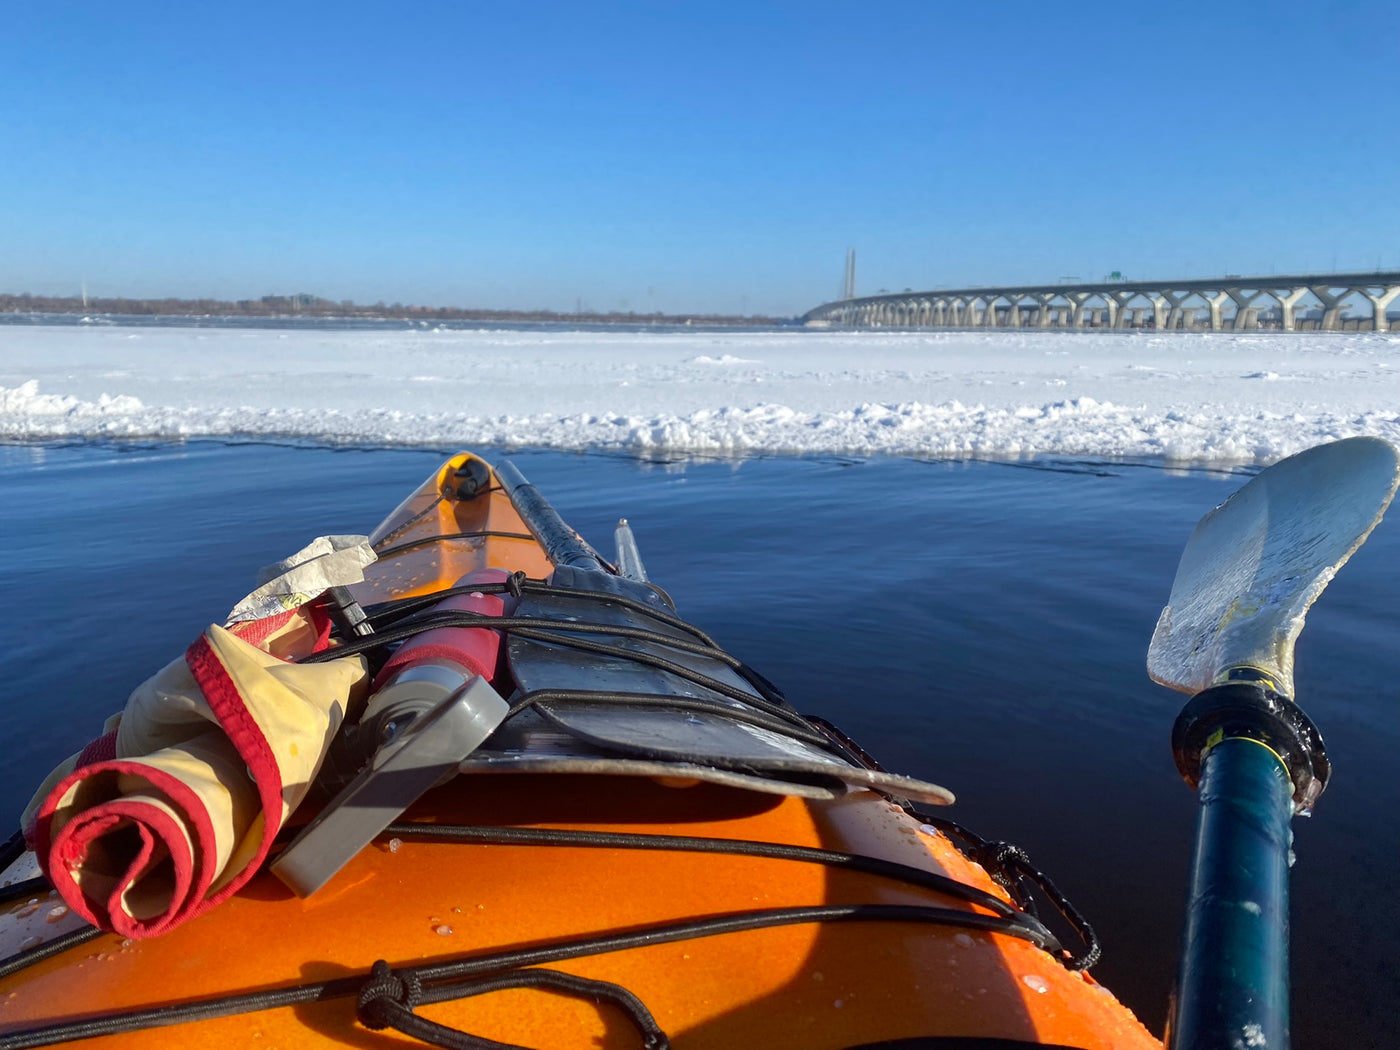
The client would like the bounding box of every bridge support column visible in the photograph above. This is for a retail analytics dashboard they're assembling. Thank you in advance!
[1005,298,1022,327]
[1033,294,1053,327]
[1065,292,1089,328]
[1361,286,1399,331]
[1309,286,1346,331]
[1227,289,1262,330]
[1165,291,1191,330]
[1107,292,1129,329]
[1275,287,1308,331]
[1204,292,1230,331]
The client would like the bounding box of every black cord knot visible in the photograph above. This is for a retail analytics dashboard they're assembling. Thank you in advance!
[976,840,1031,870]
[357,959,422,1031]
[507,571,527,599]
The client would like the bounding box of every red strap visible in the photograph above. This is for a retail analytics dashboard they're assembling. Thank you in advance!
[181,634,285,919]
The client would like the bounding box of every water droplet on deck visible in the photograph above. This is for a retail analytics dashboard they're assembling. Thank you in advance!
[387,838,402,853]
[918,824,939,836]
[44,905,68,923]
[1021,975,1050,994]
[435,924,453,936]
[833,999,844,1009]
[18,936,40,950]
[953,933,974,948]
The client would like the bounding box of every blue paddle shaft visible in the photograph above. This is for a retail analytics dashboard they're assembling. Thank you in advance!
[1169,737,1294,1050]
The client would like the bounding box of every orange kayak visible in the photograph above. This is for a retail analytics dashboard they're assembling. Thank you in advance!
[0,452,1161,1049]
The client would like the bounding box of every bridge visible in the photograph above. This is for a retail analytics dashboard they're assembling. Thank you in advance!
[801,271,1400,332]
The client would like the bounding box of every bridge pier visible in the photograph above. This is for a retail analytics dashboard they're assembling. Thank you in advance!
[1108,291,1130,330]
[1063,291,1086,328]
[1309,286,1345,331]
[1034,294,1053,328]
[1226,289,1261,330]
[1165,291,1191,330]
[1362,287,1399,331]
[1205,291,1230,330]
[1275,287,1307,331]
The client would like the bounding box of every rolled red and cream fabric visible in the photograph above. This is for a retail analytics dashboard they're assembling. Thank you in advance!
[31,616,366,938]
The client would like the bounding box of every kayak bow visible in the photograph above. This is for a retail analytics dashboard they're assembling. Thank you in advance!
[0,451,1169,1049]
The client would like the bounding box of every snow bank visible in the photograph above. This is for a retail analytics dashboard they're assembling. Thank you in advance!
[3,325,1399,463]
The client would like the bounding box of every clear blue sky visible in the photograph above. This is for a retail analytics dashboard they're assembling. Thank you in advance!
[2,1,1396,316]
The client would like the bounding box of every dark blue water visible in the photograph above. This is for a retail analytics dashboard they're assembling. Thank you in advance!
[3,441,1397,1047]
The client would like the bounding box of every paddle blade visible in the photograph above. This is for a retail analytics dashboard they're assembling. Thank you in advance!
[1148,437,1400,697]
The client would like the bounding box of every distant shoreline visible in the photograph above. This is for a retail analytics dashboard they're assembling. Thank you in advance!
[0,293,787,327]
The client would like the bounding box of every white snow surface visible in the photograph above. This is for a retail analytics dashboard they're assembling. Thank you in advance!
[3,325,1400,463]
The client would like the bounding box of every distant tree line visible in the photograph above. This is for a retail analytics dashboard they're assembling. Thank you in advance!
[0,291,786,326]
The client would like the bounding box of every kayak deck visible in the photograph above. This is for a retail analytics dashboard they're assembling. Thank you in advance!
[1,777,1156,1048]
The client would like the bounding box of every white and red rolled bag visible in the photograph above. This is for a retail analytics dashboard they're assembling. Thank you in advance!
[23,538,374,939]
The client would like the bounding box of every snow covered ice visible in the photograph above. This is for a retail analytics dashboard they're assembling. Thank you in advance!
[3,324,1399,464]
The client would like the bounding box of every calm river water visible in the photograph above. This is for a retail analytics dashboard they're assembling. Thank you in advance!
[2,441,1396,1047]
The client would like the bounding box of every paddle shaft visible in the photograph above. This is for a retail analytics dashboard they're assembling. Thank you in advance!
[1168,736,1294,1050]
[494,460,606,571]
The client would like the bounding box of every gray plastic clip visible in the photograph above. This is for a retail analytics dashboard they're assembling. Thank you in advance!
[271,675,509,897]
